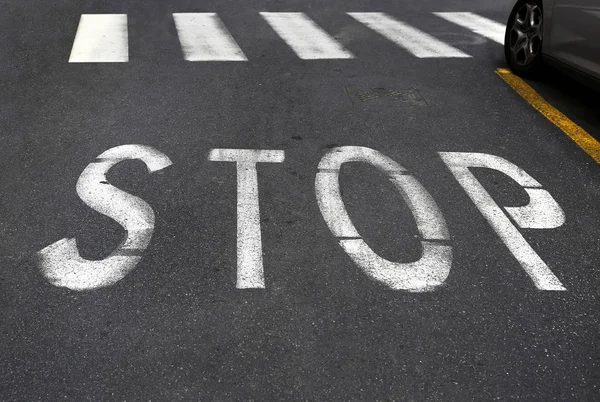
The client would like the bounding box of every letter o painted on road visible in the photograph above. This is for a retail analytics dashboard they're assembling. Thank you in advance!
[315,146,452,291]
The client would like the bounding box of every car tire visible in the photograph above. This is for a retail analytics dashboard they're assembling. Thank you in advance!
[504,0,545,78]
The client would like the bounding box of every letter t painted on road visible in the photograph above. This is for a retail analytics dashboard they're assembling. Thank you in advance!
[209,149,285,289]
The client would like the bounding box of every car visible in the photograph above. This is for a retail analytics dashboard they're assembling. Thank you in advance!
[504,0,600,84]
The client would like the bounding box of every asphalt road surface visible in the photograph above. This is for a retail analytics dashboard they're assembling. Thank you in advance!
[2,0,600,400]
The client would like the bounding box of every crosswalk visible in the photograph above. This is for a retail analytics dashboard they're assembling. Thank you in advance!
[173,13,247,61]
[348,12,470,58]
[260,13,355,60]
[69,14,129,63]
[68,12,506,63]
[433,12,505,44]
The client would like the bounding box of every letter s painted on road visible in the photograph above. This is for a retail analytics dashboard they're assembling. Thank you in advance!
[37,145,172,291]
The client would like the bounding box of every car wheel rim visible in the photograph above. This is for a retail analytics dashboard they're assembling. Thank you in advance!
[509,3,543,66]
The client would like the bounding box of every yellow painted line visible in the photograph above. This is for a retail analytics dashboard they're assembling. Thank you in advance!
[495,67,600,164]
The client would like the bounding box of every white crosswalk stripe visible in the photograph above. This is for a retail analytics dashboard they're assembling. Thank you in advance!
[173,13,247,61]
[69,14,128,63]
[434,12,506,44]
[260,12,354,59]
[66,11,506,63]
[348,12,471,58]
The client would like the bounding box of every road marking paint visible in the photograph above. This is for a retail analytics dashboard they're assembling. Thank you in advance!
[434,12,505,44]
[439,152,566,291]
[69,14,129,63]
[496,68,600,164]
[209,149,285,289]
[315,146,452,291]
[37,145,173,291]
[173,13,247,61]
[347,12,471,58]
[260,12,354,59]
